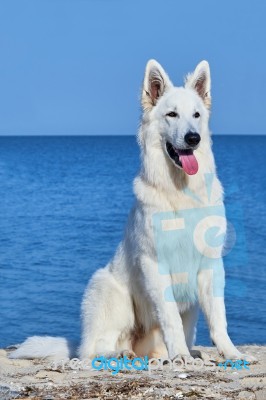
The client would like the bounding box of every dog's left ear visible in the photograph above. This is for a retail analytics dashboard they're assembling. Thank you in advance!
[185,61,211,109]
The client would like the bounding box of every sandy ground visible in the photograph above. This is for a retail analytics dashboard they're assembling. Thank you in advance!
[0,345,265,400]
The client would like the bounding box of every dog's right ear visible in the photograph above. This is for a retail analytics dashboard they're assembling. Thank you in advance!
[142,60,173,111]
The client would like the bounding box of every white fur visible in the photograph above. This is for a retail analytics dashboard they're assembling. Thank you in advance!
[9,60,255,362]
[9,336,75,360]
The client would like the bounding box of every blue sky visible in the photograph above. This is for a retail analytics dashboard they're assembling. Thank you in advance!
[0,0,265,135]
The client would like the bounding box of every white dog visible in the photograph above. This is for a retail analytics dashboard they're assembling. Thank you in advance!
[10,60,254,362]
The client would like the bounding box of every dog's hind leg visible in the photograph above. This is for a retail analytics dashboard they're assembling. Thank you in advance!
[133,327,168,359]
[78,267,134,360]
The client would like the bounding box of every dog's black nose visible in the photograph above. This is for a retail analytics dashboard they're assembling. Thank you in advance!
[184,132,201,147]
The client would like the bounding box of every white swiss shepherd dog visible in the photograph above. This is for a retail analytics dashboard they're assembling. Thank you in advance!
[10,60,255,363]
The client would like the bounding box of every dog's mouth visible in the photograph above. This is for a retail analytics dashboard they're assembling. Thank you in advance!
[166,142,199,175]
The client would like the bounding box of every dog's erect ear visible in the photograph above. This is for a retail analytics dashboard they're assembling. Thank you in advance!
[142,60,173,111]
[185,61,211,109]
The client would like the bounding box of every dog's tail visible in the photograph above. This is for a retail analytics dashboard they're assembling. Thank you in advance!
[9,336,76,360]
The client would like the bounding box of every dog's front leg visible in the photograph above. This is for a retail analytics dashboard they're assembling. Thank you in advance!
[141,257,190,359]
[198,268,256,361]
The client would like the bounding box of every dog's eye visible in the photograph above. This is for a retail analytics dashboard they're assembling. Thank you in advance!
[193,112,200,118]
[166,111,178,118]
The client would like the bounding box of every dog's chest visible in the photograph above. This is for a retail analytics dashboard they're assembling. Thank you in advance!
[151,203,225,302]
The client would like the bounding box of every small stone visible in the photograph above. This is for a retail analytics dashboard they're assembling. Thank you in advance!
[237,391,255,400]
[144,388,153,394]
[35,371,48,378]
[178,373,188,379]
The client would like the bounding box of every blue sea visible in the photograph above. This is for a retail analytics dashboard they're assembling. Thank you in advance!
[0,136,265,348]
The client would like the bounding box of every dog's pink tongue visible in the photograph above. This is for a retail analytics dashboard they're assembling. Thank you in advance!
[179,151,198,175]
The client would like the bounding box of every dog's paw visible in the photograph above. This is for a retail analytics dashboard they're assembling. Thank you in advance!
[237,353,257,363]
[94,349,137,360]
[222,352,257,363]
[120,350,137,360]
[171,353,191,363]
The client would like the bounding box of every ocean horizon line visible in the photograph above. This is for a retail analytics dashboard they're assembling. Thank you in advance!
[0,133,265,138]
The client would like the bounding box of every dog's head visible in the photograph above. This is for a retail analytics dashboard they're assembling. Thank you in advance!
[141,60,211,176]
